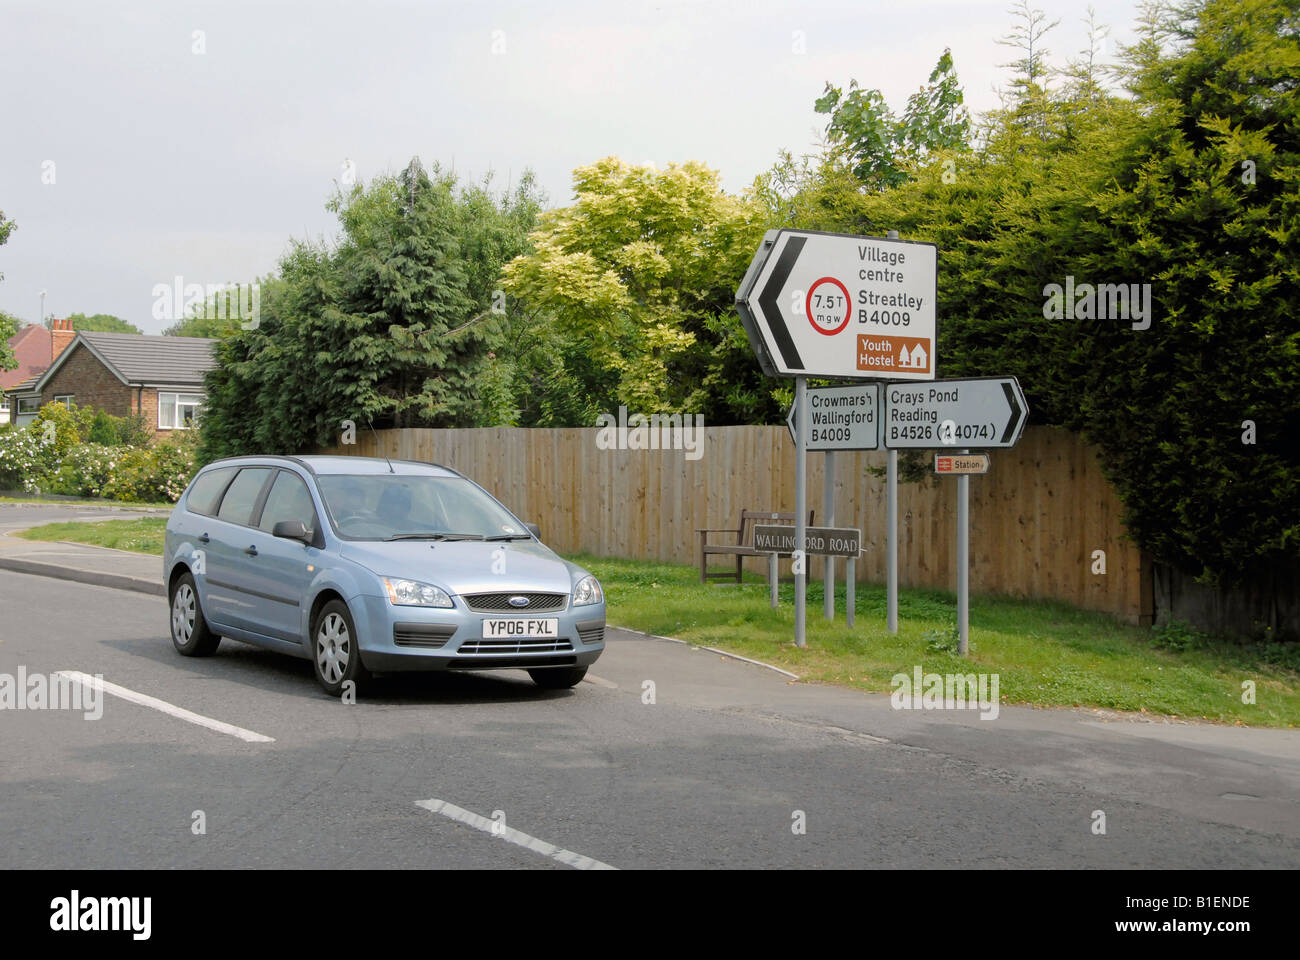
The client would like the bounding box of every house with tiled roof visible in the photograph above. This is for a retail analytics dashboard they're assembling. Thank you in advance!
[0,318,77,424]
[4,328,217,433]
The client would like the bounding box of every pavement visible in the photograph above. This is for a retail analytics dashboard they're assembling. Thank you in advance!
[0,502,1297,868]
[0,501,166,595]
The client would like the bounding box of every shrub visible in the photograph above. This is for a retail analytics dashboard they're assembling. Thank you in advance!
[0,426,61,493]
[48,443,120,498]
[116,413,151,448]
[101,433,197,503]
[87,410,123,446]
[30,402,93,456]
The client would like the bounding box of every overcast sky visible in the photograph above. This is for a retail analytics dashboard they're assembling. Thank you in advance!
[0,0,1141,333]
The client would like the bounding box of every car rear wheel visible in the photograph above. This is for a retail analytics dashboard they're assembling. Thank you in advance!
[528,666,587,689]
[170,571,220,657]
[312,599,370,697]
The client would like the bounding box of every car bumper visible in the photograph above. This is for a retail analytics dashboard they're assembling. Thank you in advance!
[352,593,606,673]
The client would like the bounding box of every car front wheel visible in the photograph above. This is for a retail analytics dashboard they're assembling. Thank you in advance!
[528,666,587,689]
[170,571,220,657]
[312,599,370,697]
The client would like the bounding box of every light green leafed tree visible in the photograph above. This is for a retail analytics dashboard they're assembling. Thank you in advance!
[501,157,775,423]
[0,210,16,372]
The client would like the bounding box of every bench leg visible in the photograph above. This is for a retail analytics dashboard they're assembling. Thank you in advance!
[734,551,742,583]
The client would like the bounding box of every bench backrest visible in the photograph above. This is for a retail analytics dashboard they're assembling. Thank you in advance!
[738,509,814,543]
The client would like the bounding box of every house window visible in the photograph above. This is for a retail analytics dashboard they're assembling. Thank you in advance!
[53,395,74,408]
[16,398,40,415]
[159,392,202,429]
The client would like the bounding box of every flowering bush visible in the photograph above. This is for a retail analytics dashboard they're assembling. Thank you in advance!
[0,405,199,503]
[48,444,122,499]
[101,434,197,503]
[0,426,61,493]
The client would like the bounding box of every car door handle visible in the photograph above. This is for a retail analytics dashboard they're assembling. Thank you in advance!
[198,533,210,544]
[244,545,258,556]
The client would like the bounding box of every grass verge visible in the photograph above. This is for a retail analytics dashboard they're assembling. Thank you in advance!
[17,517,168,555]
[570,554,1300,728]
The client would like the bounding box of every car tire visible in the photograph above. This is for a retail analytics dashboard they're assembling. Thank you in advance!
[312,599,370,697]
[170,571,220,657]
[528,666,588,689]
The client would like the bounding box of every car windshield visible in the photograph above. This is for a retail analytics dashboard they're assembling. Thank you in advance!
[316,474,527,541]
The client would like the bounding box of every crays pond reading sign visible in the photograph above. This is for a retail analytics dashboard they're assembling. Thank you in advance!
[736,229,938,381]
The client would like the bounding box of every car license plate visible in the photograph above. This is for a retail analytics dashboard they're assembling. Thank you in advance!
[482,618,559,639]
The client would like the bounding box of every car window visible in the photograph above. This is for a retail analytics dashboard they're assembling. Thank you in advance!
[216,467,273,526]
[259,471,317,534]
[316,475,524,540]
[186,467,236,517]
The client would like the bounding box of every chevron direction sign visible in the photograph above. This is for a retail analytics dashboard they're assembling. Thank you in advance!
[736,229,938,380]
[883,377,1029,449]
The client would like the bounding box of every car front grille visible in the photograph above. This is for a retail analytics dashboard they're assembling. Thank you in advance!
[458,637,575,655]
[462,592,567,614]
[393,623,457,648]
[576,622,605,645]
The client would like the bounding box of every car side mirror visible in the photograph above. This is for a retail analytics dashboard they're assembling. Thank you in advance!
[272,519,311,543]
[524,522,541,539]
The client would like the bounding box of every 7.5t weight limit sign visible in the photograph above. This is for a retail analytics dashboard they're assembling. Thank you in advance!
[736,229,938,381]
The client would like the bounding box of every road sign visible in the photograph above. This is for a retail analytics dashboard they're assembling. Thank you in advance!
[753,525,861,557]
[935,453,991,475]
[736,229,938,381]
[785,383,880,450]
[883,376,1029,449]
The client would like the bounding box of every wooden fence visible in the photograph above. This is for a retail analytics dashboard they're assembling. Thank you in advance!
[321,425,1152,624]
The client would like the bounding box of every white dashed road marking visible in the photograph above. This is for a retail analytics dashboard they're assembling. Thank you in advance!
[54,671,275,743]
[416,798,617,870]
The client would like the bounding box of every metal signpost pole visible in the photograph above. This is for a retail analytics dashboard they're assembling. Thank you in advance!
[824,450,835,619]
[846,556,855,627]
[887,447,898,634]
[794,376,808,648]
[957,448,970,655]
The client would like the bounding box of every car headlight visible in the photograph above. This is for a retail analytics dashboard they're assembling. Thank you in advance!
[383,577,454,608]
[572,575,603,606]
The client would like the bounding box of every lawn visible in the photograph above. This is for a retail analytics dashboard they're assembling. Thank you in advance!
[569,554,1300,728]
[16,516,1299,726]
[18,516,169,555]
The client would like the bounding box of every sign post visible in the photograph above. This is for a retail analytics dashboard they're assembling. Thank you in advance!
[783,382,879,624]
[885,229,901,637]
[957,449,970,654]
[887,447,898,635]
[884,377,1030,655]
[794,376,808,648]
[737,229,937,648]
[824,450,835,620]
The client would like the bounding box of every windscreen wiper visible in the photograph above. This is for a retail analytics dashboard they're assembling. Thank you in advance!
[386,532,485,541]
[484,533,533,541]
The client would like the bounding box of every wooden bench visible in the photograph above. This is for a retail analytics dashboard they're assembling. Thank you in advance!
[698,509,814,585]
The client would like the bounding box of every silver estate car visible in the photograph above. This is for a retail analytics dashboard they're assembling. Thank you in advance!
[163,455,606,695]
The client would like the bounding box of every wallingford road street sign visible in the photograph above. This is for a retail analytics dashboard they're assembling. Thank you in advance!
[884,376,1029,449]
[753,524,862,557]
[785,383,880,450]
[736,229,938,380]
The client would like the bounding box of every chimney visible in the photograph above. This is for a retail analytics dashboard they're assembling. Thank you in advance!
[51,317,76,362]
